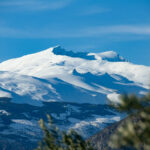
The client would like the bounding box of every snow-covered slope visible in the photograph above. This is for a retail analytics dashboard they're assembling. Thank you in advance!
[0,46,149,149]
[0,46,149,104]
[0,46,149,86]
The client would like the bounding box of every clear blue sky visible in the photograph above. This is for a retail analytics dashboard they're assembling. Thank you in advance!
[0,0,150,65]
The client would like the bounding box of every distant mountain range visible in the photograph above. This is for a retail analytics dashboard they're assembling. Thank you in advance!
[0,46,149,149]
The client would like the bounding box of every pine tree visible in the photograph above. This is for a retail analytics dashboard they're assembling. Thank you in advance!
[109,93,150,150]
[35,114,93,150]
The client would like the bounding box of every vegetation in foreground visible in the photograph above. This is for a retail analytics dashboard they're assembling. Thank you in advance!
[35,115,93,150]
[108,92,150,150]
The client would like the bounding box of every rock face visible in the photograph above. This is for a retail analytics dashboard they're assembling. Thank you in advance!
[0,46,149,149]
[88,115,141,150]
[88,120,122,150]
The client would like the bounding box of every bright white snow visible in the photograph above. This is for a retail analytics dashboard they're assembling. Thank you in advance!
[0,90,12,98]
[0,46,149,88]
[107,93,121,103]
[0,46,149,105]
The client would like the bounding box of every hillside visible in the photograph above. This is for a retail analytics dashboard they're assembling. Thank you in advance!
[0,46,149,149]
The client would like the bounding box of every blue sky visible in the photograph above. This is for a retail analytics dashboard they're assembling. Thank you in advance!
[0,0,150,65]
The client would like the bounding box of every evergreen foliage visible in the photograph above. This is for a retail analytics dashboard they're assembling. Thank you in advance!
[109,93,150,150]
[35,114,93,150]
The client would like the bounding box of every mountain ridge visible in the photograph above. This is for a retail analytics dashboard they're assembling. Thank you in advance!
[0,46,149,106]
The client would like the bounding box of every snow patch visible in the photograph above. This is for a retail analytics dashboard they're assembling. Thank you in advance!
[0,90,12,98]
[107,93,121,103]
[71,115,121,137]
[12,119,34,126]
[0,110,10,116]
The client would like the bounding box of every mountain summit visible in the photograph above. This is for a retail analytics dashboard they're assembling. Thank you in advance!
[52,46,125,61]
[0,46,149,105]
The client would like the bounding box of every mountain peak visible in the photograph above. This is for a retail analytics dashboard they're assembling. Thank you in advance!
[50,46,126,62]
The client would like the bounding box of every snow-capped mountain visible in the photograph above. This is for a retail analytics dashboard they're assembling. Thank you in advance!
[0,46,149,149]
